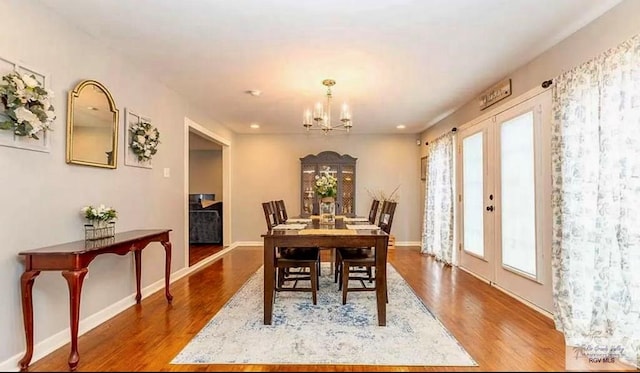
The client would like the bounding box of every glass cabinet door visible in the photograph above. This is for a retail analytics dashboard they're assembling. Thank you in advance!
[300,151,357,217]
[340,164,355,215]
[301,164,316,215]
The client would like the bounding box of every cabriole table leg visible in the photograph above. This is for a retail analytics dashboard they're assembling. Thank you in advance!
[18,270,40,371]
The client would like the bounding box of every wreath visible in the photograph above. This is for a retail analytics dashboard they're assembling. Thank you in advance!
[0,71,55,139]
[129,120,160,162]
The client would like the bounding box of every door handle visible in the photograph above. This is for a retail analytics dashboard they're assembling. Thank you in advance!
[486,205,494,212]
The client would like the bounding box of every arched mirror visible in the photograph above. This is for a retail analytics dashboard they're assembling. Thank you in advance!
[66,80,119,168]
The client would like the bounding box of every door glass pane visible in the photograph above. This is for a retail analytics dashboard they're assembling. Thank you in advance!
[463,132,484,257]
[500,111,536,276]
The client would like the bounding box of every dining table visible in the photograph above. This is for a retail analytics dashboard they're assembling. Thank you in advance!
[261,216,390,326]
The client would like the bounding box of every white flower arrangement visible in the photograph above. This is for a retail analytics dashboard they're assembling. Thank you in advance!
[0,71,55,139]
[81,204,117,222]
[128,121,160,162]
[314,166,338,199]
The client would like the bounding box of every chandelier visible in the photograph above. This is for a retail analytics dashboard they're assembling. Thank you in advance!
[303,79,352,133]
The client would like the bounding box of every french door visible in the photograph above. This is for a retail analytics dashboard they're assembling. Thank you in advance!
[458,90,553,313]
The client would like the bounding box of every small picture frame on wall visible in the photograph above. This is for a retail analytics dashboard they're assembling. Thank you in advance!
[420,156,427,181]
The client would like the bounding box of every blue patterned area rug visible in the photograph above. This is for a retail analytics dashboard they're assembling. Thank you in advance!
[171,264,477,366]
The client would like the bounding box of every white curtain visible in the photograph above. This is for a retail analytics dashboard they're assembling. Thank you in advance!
[551,34,640,367]
[421,131,454,264]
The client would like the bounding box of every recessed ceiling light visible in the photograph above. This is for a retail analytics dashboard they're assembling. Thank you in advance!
[246,90,262,97]
[87,106,99,111]
[250,123,260,129]
[396,124,406,129]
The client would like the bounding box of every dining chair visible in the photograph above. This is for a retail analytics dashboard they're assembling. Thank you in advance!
[271,199,321,285]
[262,201,320,303]
[271,199,320,287]
[332,198,380,283]
[336,200,397,305]
[274,199,288,224]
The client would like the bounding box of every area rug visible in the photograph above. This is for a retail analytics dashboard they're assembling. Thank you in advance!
[171,264,477,366]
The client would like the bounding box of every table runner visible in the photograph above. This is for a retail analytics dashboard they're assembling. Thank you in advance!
[298,229,358,235]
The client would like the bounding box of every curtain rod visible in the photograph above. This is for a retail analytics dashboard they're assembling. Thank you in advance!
[425,80,552,147]
[425,127,456,146]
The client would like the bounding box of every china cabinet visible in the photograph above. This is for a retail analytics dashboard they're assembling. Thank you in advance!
[300,151,357,217]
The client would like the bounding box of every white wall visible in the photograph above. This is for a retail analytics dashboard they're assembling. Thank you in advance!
[0,0,233,366]
[231,133,422,243]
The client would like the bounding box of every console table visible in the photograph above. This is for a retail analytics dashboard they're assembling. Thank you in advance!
[17,229,173,371]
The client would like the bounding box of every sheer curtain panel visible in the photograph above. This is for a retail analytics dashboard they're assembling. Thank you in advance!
[551,33,640,367]
[421,132,455,264]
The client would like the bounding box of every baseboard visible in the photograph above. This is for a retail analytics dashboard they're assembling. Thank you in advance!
[0,244,242,372]
[395,241,420,247]
[234,241,263,246]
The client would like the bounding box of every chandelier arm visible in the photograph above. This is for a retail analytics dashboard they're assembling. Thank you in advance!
[303,79,351,133]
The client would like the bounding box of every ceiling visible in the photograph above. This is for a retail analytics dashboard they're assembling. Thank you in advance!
[37,0,622,134]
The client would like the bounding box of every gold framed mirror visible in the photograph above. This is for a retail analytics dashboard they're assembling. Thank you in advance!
[66,80,119,168]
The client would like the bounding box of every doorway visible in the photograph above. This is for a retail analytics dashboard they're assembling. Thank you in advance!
[184,118,231,267]
[457,90,553,313]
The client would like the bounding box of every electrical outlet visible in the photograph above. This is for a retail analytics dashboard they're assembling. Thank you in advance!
[163,168,170,178]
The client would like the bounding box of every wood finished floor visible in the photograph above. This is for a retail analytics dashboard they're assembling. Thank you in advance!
[26,247,566,372]
[189,244,225,266]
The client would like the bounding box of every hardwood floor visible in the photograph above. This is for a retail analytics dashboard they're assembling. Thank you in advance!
[26,247,566,372]
[189,244,225,266]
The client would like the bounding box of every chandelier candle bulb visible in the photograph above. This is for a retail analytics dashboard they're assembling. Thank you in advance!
[302,79,353,134]
[340,104,351,121]
[314,103,323,121]
[303,109,312,126]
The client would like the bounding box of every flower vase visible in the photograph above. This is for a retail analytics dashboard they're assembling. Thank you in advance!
[320,197,336,223]
[85,220,115,240]
[92,220,108,229]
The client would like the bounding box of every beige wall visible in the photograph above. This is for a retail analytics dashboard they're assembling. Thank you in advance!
[189,150,223,199]
[421,0,640,146]
[231,133,421,243]
[0,0,232,365]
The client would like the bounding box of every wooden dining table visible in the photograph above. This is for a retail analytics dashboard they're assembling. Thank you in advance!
[261,217,390,326]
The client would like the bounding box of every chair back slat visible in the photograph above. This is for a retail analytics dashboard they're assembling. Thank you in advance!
[378,201,397,234]
[274,199,288,224]
[368,199,380,224]
[262,201,279,230]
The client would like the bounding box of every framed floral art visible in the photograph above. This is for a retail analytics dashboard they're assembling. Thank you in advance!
[0,56,53,153]
[124,108,159,169]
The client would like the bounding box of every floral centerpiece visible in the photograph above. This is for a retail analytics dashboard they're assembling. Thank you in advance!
[313,166,338,199]
[81,204,117,225]
[0,71,55,139]
[129,121,160,162]
[314,167,338,222]
[81,204,117,240]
